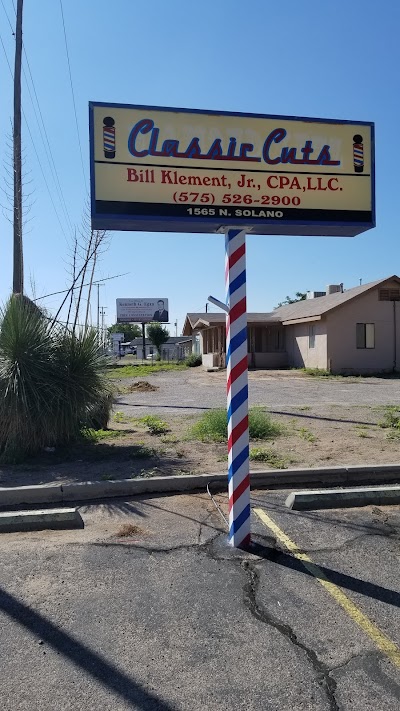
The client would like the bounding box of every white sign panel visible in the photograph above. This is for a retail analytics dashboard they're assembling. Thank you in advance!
[117,298,169,323]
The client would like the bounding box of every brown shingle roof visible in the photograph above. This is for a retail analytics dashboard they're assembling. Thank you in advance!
[274,276,400,322]
[183,276,400,334]
[183,311,281,334]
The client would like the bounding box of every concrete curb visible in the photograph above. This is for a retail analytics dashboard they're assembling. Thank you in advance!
[1,463,400,508]
[286,484,400,510]
[0,507,84,533]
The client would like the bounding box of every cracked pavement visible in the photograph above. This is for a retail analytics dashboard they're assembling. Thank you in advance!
[0,491,399,709]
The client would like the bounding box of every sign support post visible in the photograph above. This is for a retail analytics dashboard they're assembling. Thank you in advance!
[142,322,146,361]
[225,228,251,548]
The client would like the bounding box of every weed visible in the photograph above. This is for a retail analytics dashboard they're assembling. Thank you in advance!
[385,430,400,440]
[298,406,311,411]
[249,447,288,469]
[135,467,161,478]
[116,523,144,537]
[190,408,282,443]
[113,411,135,424]
[378,407,400,429]
[140,415,169,435]
[80,428,124,443]
[297,427,317,443]
[129,444,155,459]
[107,362,185,379]
[100,473,116,480]
[175,449,185,458]
[161,434,179,444]
[357,431,371,438]
[294,367,332,377]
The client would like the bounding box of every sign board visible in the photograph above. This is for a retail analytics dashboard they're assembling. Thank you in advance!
[89,102,375,237]
[116,298,169,323]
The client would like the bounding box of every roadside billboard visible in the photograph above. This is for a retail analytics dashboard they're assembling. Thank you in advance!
[90,102,375,237]
[116,298,169,323]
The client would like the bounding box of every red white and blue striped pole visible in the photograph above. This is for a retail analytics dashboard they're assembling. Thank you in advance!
[225,228,251,548]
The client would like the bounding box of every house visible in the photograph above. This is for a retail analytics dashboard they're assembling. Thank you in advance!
[182,276,400,374]
[128,336,192,361]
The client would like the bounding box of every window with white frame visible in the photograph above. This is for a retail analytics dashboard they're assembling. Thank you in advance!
[356,323,375,349]
[309,325,315,349]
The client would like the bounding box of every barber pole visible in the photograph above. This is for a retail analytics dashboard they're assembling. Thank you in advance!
[225,229,251,548]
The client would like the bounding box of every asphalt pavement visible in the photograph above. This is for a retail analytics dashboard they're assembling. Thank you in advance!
[0,490,399,710]
[115,370,400,416]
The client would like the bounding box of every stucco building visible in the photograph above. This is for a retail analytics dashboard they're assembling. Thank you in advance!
[182,276,400,374]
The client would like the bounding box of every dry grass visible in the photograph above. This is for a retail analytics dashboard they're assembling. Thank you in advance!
[116,523,144,538]
[127,381,159,392]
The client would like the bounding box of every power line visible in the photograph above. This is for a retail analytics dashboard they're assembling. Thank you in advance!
[59,0,88,192]
[33,271,130,301]
[22,49,75,236]
[0,11,69,240]
[1,0,76,237]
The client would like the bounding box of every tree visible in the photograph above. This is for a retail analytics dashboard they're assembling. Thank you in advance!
[147,323,170,360]
[275,292,307,308]
[108,323,141,341]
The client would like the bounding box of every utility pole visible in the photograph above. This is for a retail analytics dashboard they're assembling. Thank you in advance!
[100,307,107,347]
[97,283,104,344]
[13,0,24,294]
[174,319,178,336]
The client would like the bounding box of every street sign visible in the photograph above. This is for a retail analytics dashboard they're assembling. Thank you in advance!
[90,102,375,237]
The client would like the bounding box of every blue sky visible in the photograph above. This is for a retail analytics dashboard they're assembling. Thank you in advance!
[0,0,398,333]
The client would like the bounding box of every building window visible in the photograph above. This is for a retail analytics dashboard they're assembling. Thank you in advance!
[356,323,375,349]
[309,325,315,349]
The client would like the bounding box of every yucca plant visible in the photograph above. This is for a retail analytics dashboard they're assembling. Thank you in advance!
[0,295,113,462]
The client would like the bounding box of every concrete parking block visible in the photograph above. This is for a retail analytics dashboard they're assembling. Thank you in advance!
[285,484,400,510]
[0,507,83,533]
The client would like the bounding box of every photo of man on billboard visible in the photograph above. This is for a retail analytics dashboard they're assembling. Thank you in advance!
[152,299,168,322]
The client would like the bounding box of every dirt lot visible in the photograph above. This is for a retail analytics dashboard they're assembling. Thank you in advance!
[1,367,400,488]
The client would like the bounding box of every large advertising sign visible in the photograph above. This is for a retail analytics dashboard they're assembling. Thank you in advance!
[116,298,169,324]
[89,102,375,237]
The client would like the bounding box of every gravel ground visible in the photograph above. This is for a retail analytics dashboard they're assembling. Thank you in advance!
[115,369,400,416]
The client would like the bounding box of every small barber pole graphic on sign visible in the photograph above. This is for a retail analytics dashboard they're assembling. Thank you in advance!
[353,134,364,173]
[103,117,116,159]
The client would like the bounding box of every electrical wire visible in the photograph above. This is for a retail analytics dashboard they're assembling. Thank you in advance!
[33,271,130,301]
[22,49,75,236]
[1,0,76,237]
[206,483,229,527]
[59,0,88,192]
[0,28,69,239]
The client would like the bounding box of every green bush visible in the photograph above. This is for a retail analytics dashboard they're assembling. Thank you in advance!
[190,408,282,443]
[0,295,113,463]
[185,354,202,367]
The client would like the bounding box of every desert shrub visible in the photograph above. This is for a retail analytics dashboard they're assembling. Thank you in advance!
[0,295,112,462]
[185,354,202,367]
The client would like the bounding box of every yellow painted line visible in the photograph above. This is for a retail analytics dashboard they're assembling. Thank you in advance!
[254,508,400,668]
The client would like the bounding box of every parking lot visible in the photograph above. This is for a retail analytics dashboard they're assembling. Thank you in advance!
[116,369,400,416]
[1,490,399,710]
